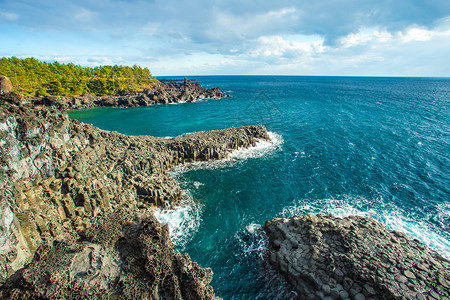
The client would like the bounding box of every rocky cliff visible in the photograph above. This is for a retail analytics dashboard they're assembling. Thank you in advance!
[0,92,270,298]
[264,214,450,299]
[31,78,228,109]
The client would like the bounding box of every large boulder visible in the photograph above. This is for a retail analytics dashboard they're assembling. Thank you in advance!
[0,76,13,95]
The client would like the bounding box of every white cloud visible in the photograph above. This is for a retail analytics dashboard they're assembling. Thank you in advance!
[1,1,450,76]
[74,8,97,22]
[249,35,326,61]
[400,27,435,42]
[33,55,70,62]
[340,29,393,47]
[87,56,110,63]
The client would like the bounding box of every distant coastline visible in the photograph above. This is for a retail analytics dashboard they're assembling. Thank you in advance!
[29,77,229,110]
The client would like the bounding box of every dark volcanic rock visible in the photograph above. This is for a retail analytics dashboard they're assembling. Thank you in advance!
[264,214,450,300]
[0,92,270,297]
[31,78,227,109]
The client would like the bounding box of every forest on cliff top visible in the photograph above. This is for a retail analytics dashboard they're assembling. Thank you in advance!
[0,57,158,97]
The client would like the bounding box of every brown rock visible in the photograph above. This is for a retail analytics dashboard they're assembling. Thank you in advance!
[0,210,218,299]
[0,75,13,94]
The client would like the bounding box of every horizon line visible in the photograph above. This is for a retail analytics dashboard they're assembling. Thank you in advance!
[155,74,450,79]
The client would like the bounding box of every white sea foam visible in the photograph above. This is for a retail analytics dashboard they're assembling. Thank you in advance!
[153,193,203,250]
[228,131,283,160]
[193,181,203,189]
[381,211,450,259]
[280,195,373,218]
[245,222,262,234]
[160,133,282,249]
[279,195,450,260]
[235,222,268,259]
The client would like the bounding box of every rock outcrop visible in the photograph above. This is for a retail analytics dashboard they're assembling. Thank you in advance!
[0,209,218,299]
[0,92,270,297]
[0,76,13,95]
[264,214,450,299]
[31,78,228,109]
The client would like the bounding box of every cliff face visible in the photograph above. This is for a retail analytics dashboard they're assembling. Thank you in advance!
[264,214,450,299]
[0,92,270,298]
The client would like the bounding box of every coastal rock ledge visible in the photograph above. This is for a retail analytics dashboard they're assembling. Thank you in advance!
[0,92,270,299]
[264,214,450,300]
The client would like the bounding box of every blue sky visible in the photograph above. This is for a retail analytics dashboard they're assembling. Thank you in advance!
[1,0,450,76]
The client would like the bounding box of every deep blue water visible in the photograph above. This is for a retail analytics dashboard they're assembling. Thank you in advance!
[69,76,450,299]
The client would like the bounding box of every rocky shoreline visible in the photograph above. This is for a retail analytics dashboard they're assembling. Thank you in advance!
[2,83,449,299]
[0,92,268,298]
[28,78,228,110]
[264,214,450,299]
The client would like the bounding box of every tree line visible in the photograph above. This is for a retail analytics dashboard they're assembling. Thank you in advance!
[0,57,158,97]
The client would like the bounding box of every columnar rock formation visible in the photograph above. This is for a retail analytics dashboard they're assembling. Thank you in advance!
[0,92,269,298]
[264,214,450,299]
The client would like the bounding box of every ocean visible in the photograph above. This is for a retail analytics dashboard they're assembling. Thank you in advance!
[69,76,450,299]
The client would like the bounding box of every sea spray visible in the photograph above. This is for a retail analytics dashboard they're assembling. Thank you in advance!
[235,223,268,259]
[170,131,283,173]
[156,132,283,250]
[153,192,203,250]
[279,195,450,260]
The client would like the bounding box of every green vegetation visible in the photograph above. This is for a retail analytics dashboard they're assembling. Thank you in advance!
[0,57,158,97]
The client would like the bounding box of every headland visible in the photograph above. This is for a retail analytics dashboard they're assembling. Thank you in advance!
[30,78,228,110]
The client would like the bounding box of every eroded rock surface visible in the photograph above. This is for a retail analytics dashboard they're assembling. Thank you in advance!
[264,214,450,300]
[0,209,218,299]
[0,92,270,298]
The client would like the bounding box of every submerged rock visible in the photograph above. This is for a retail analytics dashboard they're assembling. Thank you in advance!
[0,92,270,297]
[264,214,450,299]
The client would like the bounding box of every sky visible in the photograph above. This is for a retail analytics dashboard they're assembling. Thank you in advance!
[1,0,450,76]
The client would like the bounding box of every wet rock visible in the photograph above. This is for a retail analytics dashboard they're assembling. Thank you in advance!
[264,214,450,299]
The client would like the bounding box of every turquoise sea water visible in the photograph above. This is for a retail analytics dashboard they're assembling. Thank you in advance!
[69,76,450,299]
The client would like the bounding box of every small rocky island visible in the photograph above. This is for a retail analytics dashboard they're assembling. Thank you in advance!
[264,214,450,299]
